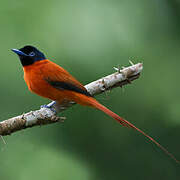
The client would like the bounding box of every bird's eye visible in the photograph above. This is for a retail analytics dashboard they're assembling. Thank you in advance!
[29,52,35,56]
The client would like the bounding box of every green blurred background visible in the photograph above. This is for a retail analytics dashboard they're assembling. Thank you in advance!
[1,0,180,179]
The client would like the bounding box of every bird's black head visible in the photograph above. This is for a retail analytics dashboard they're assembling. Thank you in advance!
[12,45,46,66]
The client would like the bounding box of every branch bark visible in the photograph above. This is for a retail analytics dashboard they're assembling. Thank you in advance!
[0,63,143,136]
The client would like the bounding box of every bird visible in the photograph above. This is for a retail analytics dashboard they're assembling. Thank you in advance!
[12,45,179,163]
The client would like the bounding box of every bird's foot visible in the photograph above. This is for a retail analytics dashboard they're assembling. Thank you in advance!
[41,101,57,113]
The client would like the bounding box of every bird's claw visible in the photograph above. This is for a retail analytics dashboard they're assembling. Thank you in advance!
[41,103,56,113]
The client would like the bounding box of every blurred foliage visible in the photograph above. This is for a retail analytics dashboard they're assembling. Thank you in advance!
[1,0,180,179]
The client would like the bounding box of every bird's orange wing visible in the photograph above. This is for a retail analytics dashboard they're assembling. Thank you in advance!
[42,60,92,97]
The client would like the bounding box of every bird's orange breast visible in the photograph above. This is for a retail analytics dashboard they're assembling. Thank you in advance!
[23,60,64,102]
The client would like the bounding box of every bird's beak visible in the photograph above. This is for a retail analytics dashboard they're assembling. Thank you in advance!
[11,49,28,56]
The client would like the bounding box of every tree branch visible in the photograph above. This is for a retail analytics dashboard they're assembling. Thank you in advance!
[0,63,143,136]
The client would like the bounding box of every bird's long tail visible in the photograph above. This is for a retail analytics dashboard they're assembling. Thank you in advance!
[86,97,179,164]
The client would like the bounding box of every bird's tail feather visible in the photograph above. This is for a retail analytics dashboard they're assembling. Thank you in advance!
[88,97,179,164]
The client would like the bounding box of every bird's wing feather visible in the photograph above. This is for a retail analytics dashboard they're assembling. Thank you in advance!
[42,60,92,96]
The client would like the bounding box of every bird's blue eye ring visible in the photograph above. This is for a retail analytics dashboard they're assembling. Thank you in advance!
[29,52,35,56]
